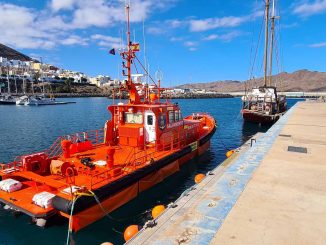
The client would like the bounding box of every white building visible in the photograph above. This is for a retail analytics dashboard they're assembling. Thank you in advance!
[89,75,111,87]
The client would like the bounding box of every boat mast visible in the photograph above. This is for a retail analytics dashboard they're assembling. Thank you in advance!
[126,5,131,86]
[263,0,270,87]
[22,66,26,94]
[7,66,10,94]
[14,68,18,94]
[122,4,141,104]
[41,57,45,94]
[268,0,277,86]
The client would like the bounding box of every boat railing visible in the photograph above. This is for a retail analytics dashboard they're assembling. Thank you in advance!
[0,161,23,173]
[245,95,275,111]
[1,128,105,171]
[46,136,64,158]
[46,128,105,158]
[90,170,112,189]
[61,128,105,145]
[124,124,200,169]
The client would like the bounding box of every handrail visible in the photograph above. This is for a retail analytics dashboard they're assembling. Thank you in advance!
[123,123,201,169]
[2,128,105,166]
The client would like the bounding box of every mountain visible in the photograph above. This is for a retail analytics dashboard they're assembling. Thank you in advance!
[176,70,326,92]
[0,43,32,61]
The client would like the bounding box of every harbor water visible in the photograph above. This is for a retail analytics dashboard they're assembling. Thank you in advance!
[0,97,302,245]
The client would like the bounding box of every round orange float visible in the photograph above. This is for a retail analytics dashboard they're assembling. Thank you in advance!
[151,205,165,219]
[226,149,235,158]
[124,225,139,242]
[194,173,205,184]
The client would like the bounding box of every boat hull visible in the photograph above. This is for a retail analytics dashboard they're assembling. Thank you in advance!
[65,138,213,231]
[0,101,16,105]
[241,109,283,124]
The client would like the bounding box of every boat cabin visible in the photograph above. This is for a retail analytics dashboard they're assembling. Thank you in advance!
[106,102,191,149]
[248,86,278,102]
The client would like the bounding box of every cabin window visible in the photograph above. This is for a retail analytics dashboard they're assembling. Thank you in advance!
[179,111,182,120]
[175,111,179,121]
[147,115,153,125]
[169,111,174,123]
[124,112,143,124]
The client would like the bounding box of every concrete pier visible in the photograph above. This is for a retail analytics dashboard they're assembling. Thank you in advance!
[128,101,326,245]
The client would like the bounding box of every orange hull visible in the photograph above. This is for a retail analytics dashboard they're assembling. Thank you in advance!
[70,141,211,232]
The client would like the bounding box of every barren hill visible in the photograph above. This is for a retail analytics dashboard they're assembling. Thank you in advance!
[177,70,326,92]
[0,43,32,61]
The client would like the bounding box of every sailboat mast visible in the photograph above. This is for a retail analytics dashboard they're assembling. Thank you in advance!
[268,0,276,86]
[7,67,10,94]
[263,0,270,87]
[14,68,18,94]
[41,57,45,94]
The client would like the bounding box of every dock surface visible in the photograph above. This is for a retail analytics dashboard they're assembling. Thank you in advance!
[128,101,326,245]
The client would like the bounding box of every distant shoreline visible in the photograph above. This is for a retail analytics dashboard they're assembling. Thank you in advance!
[4,92,324,99]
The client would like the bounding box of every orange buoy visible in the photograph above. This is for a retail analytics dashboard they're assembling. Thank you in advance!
[194,173,205,184]
[151,205,165,219]
[226,150,235,158]
[101,242,114,245]
[124,225,139,242]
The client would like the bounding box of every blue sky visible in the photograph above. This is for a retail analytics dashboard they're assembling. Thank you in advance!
[0,0,325,86]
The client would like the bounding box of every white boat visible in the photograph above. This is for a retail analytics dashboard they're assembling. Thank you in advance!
[24,94,57,106]
[16,95,29,105]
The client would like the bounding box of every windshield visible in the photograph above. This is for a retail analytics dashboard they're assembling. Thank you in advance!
[124,112,143,124]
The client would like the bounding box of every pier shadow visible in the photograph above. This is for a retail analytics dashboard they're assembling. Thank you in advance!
[241,121,272,143]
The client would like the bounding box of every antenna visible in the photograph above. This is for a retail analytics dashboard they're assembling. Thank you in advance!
[133,29,136,43]
[142,17,149,99]
[120,4,141,104]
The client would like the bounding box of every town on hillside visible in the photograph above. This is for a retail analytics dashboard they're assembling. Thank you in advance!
[0,44,227,97]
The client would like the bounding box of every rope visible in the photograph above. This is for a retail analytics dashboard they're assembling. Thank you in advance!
[89,190,150,222]
[215,130,232,152]
[134,55,157,87]
[66,195,81,245]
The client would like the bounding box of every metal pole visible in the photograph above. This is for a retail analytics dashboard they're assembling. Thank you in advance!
[7,66,10,94]
[126,5,131,84]
[14,68,17,94]
[268,0,276,87]
[263,0,270,87]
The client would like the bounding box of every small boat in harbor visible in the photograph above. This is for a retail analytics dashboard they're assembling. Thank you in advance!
[0,5,216,232]
[15,95,29,105]
[0,94,16,105]
[241,86,286,123]
[24,94,57,106]
[0,76,17,104]
[241,0,287,124]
